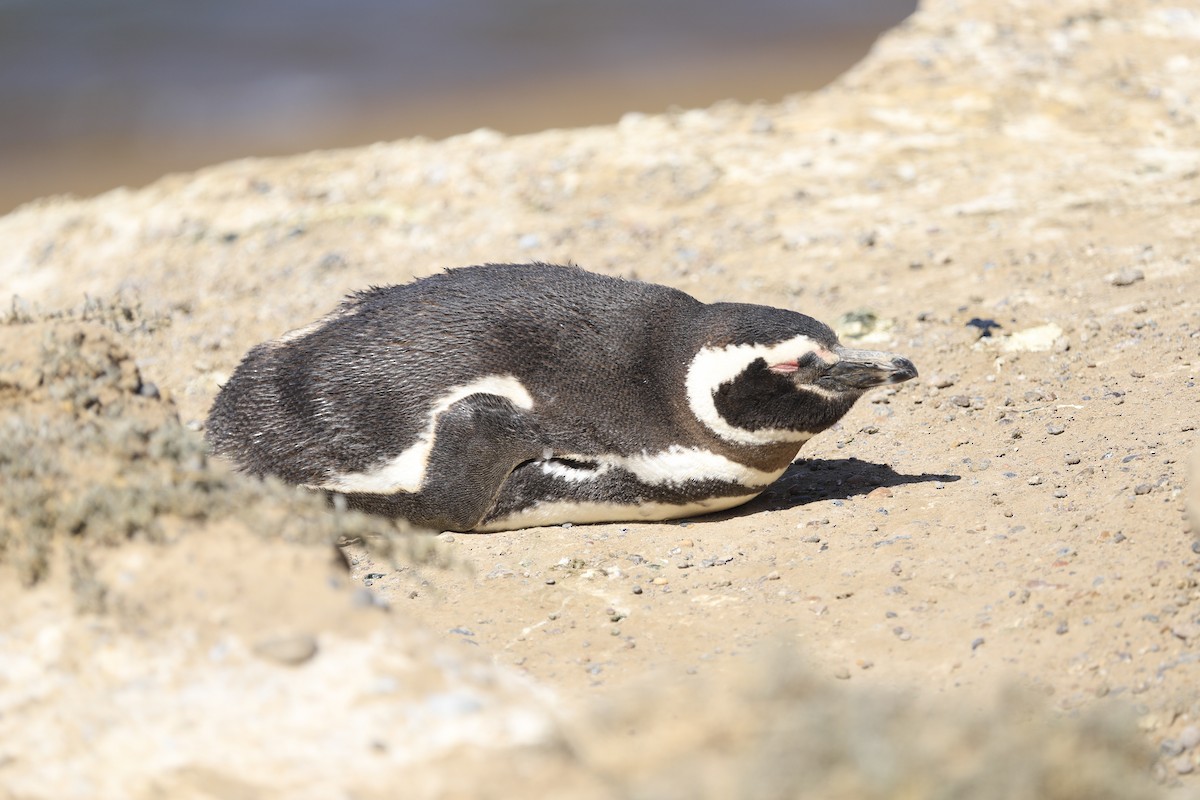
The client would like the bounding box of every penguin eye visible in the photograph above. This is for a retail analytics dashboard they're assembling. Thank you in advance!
[795,352,821,370]
[768,351,822,375]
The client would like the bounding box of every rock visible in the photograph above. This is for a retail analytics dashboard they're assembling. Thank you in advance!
[252,632,320,666]
[965,318,1002,337]
[1171,622,1200,641]
[998,324,1065,353]
[1109,268,1145,287]
[1180,726,1200,751]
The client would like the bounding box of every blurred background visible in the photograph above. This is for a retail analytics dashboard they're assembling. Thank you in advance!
[0,0,916,215]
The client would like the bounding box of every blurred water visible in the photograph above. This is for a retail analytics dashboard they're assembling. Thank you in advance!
[0,0,915,212]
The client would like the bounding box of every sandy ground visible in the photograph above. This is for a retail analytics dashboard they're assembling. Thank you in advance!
[2,0,1199,796]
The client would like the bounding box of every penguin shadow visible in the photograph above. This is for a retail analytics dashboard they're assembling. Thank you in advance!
[696,458,959,523]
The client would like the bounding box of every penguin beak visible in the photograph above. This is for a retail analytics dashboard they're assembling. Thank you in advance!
[827,348,918,390]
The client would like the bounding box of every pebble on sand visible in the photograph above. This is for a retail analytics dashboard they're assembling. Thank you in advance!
[252,632,319,666]
[1179,726,1200,751]
[1109,267,1145,287]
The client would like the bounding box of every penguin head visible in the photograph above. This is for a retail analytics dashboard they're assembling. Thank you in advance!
[772,346,918,393]
[685,304,917,446]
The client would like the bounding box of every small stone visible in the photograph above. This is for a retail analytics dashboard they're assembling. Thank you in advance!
[931,375,957,389]
[1130,369,1145,379]
[1109,267,1145,287]
[893,626,911,641]
[1172,755,1195,776]
[1065,453,1081,465]
[765,571,781,581]
[1134,483,1153,495]
[1046,423,1065,435]
[437,532,455,543]
[965,318,1002,337]
[1028,475,1043,486]
[252,633,319,666]
[1171,622,1200,641]
[867,487,893,499]
[652,577,669,586]
[545,578,556,585]
[632,585,643,595]
[833,666,852,680]
[1161,739,1186,758]
[1053,490,1068,498]
[751,115,774,134]
[1056,620,1069,635]
[971,637,985,650]
[950,395,971,408]
[1179,726,1200,750]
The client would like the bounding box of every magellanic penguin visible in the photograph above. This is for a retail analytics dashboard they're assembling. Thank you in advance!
[206,263,917,532]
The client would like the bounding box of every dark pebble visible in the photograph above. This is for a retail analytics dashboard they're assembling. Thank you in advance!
[966,317,1002,336]
[632,585,643,595]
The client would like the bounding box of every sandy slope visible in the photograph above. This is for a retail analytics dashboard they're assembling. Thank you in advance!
[2,0,1199,796]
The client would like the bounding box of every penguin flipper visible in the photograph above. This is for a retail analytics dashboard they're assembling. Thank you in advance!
[339,393,544,531]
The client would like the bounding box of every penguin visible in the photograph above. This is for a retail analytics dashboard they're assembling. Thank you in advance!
[206,263,917,532]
